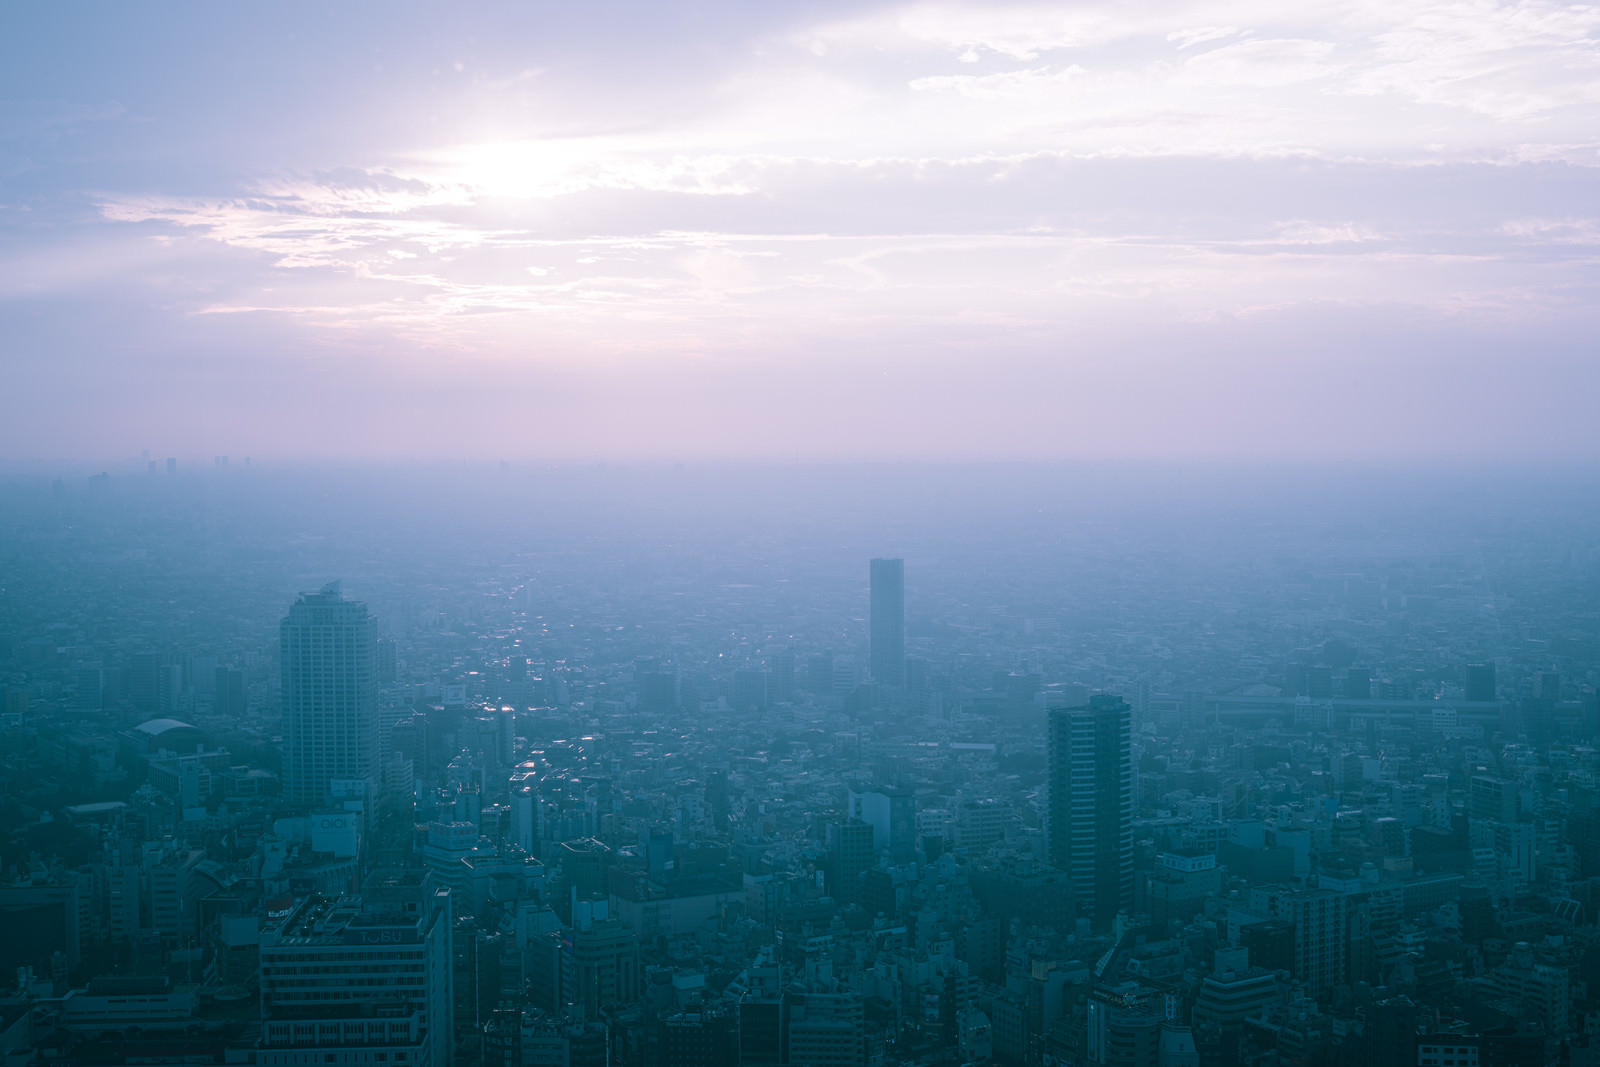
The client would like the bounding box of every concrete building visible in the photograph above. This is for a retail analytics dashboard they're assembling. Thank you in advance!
[849,786,916,864]
[1249,886,1348,994]
[571,917,642,1017]
[258,871,453,1067]
[784,988,865,1067]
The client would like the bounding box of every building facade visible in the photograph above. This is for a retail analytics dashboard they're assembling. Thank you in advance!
[258,872,453,1067]
[1047,695,1134,928]
[281,583,379,807]
[869,558,905,688]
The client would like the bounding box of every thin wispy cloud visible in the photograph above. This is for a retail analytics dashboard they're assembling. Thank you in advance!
[4,0,1600,458]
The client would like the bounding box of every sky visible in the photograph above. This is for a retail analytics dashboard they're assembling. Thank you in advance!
[3,1,1599,463]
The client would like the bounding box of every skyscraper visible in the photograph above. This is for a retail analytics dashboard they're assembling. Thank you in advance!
[1047,694,1133,928]
[281,582,379,807]
[869,558,904,688]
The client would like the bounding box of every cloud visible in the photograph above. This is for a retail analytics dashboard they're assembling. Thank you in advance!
[10,0,1600,459]
[1176,38,1342,88]
[1266,221,1384,246]
[0,99,125,139]
[908,64,1088,99]
[1501,217,1600,244]
[1168,26,1240,50]
[88,151,1600,355]
[1347,0,1600,120]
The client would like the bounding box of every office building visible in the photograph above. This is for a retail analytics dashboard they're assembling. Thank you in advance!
[1192,949,1279,1027]
[0,878,81,977]
[1085,986,1161,1067]
[869,558,904,688]
[828,819,876,904]
[571,918,641,1017]
[738,947,784,1066]
[258,871,452,1067]
[848,786,916,865]
[1047,695,1133,927]
[655,1004,736,1067]
[784,988,865,1067]
[281,582,379,807]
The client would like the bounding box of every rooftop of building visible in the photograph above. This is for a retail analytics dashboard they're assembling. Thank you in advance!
[132,717,198,736]
[269,892,429,944]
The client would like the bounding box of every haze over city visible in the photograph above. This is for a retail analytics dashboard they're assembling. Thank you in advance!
[5,5,1600,1067]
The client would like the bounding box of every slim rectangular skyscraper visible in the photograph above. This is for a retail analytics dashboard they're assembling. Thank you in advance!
[281,581,379,807]
[1048,695,1133,928]
[869,558,905,687]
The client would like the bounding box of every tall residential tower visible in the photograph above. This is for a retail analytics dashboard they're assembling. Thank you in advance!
[281,582,379,807]
[1047,694,1133,928]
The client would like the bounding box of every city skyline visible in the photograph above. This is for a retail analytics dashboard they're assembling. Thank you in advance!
[5,3,1600,1065]
[3,462,1599,1064]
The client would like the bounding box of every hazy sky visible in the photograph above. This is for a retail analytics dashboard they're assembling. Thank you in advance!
[4,1,1599,461]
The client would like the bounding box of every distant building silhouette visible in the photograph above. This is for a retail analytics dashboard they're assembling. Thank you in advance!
[281,582,378,806]
[828,819,876,904]
[1047,694,1133,927]
[214,667,245,718]
[1465,662,1496,702]
[771,647,796,703]
[869,558,904,688]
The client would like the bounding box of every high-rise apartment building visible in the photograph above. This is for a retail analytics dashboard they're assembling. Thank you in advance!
[258,871,453,1067]
[281,582,379,807]
[1047,695,1133,928]
[1248,885,1348,994]
[869,558,904,688]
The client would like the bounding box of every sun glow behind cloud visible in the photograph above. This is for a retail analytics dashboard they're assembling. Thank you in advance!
[95,0,1600,337]
[7,0,1600,458]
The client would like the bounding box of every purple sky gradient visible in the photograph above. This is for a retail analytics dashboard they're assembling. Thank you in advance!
[3,1,1599,461]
